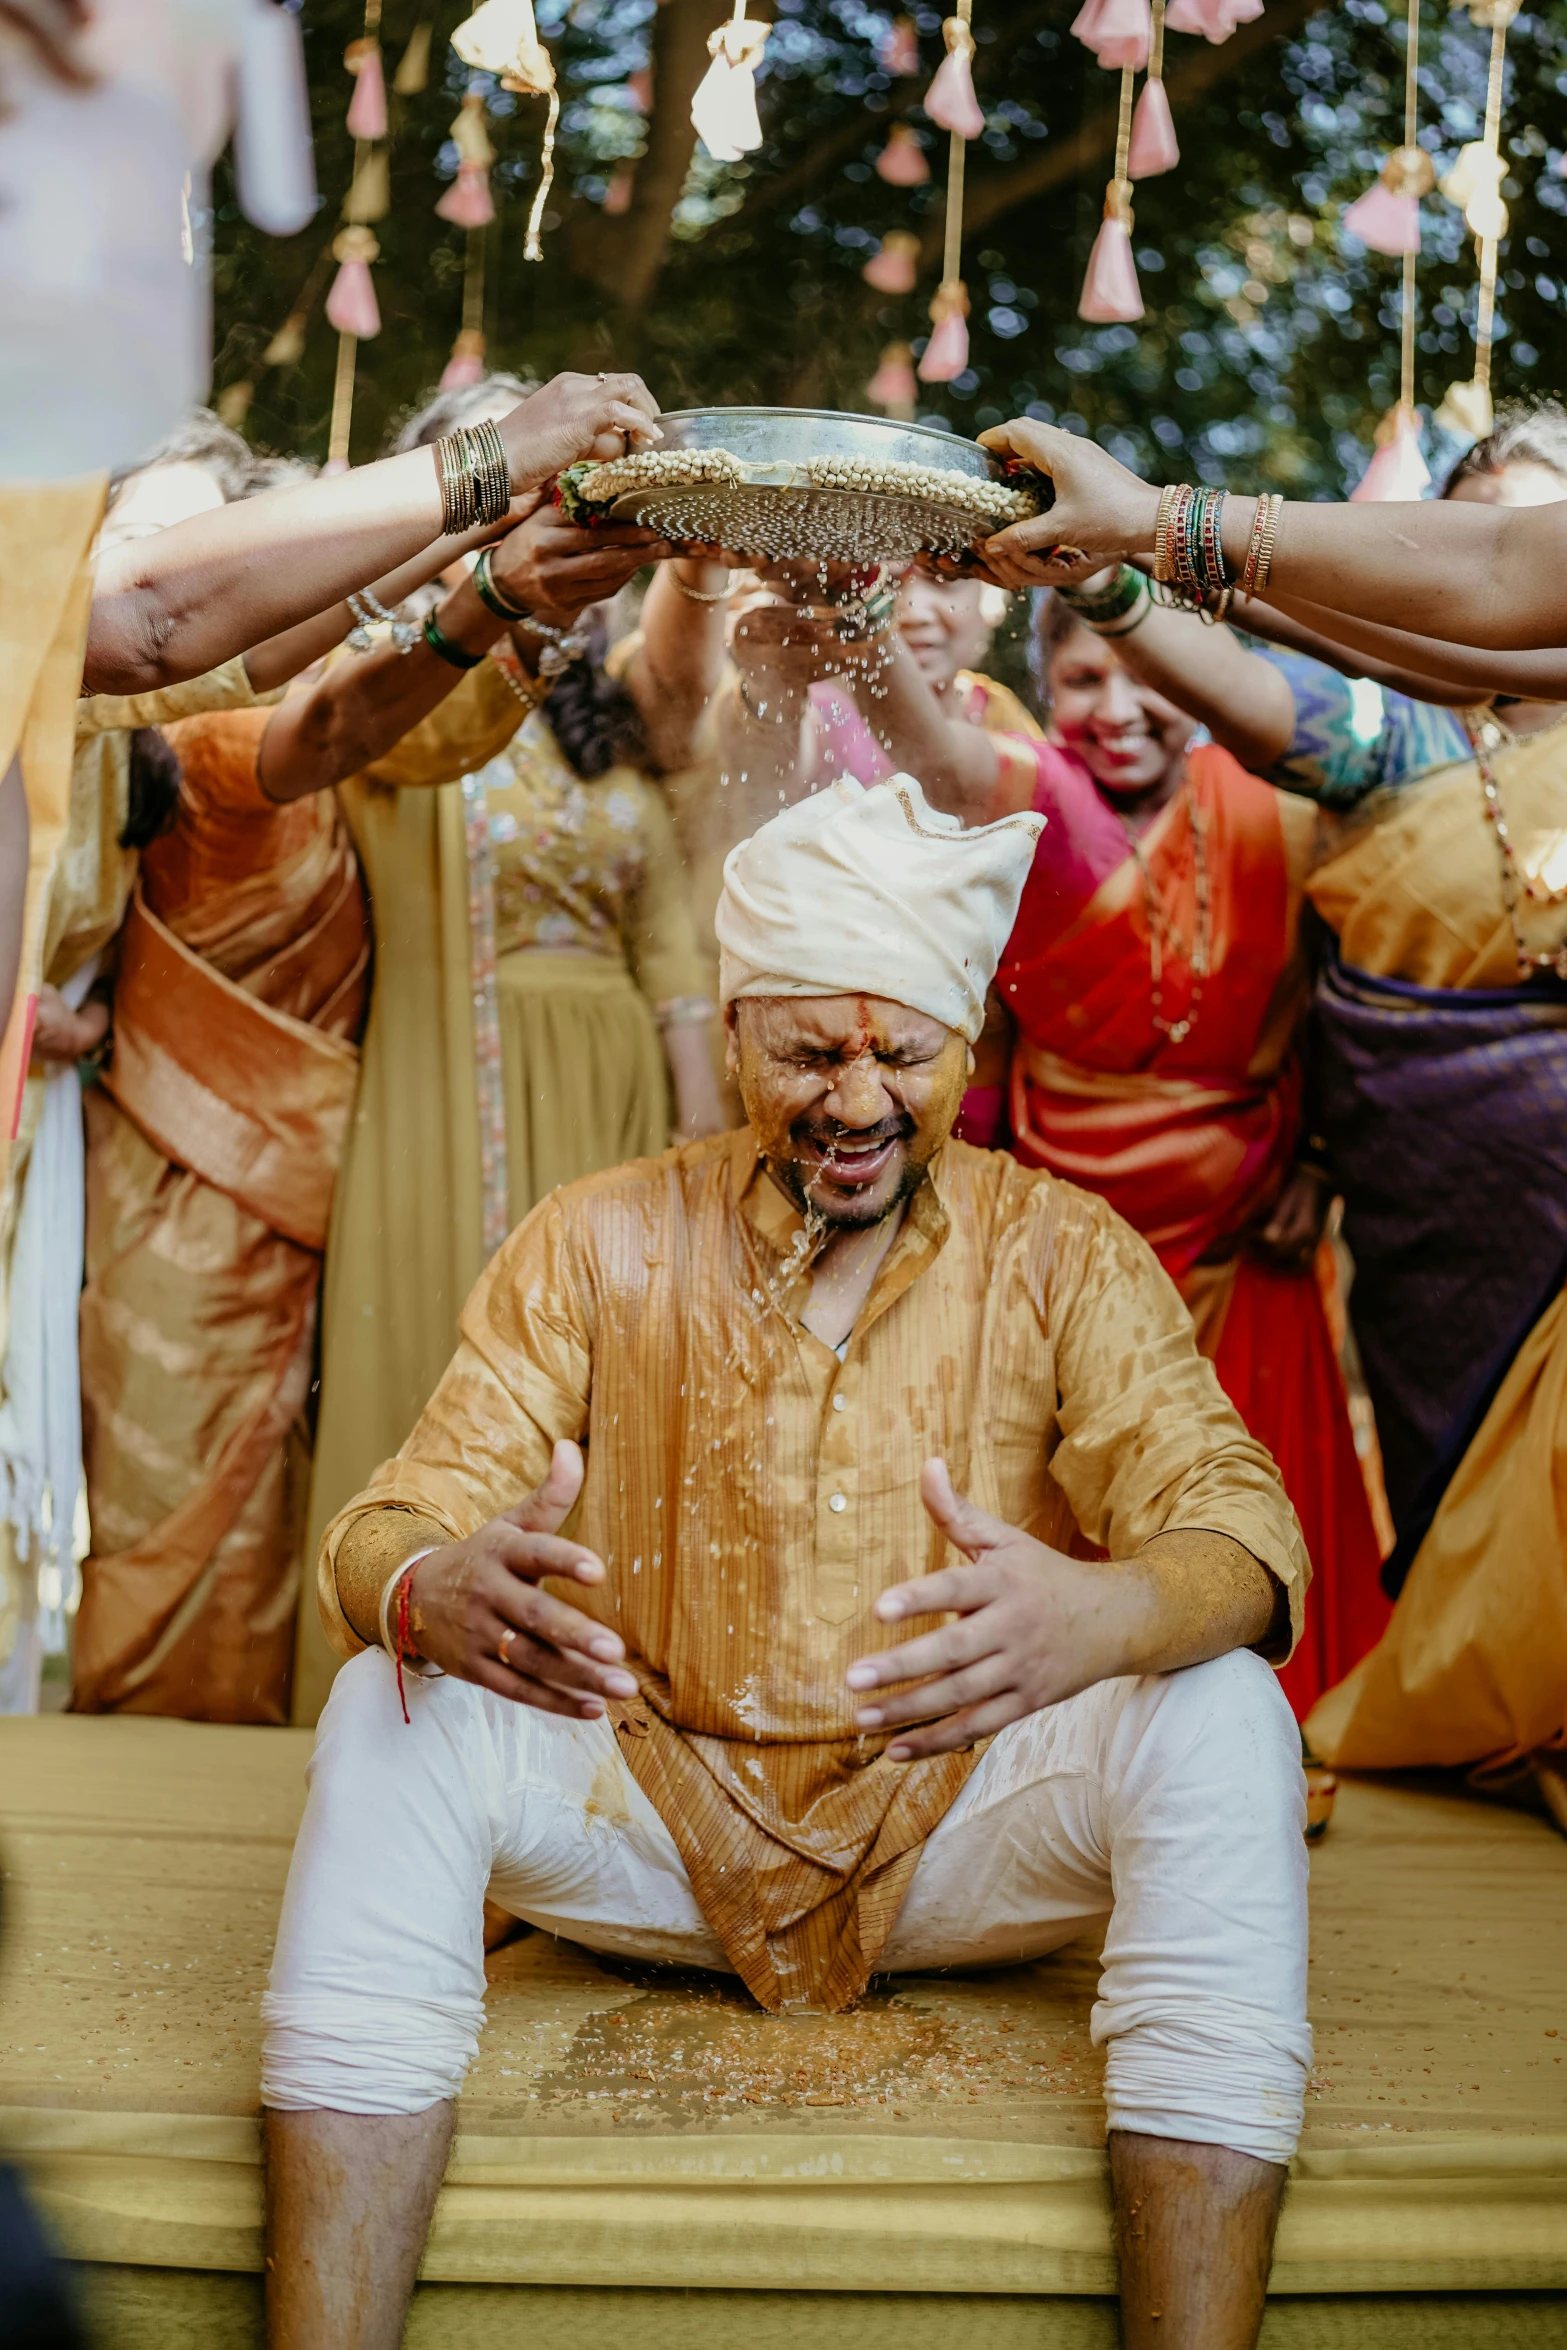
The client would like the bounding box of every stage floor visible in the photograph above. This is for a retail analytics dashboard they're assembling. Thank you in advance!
[0,1715,1563,2345]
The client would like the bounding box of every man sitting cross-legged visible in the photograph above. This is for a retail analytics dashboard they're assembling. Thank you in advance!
[262,774,1312,2350]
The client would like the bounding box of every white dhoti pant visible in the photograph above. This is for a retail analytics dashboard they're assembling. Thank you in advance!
[262,1647,1310,2165]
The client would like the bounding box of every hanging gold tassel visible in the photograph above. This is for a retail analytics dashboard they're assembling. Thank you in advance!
[393,20,433,94]
[1436,0,1517,439]
[451,0,560,261]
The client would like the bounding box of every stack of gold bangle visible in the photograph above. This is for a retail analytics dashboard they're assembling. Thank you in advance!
[436,420,512,535]
[1240,493,1283,600]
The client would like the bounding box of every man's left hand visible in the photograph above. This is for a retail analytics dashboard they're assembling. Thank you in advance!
[845,1459,1155,1758]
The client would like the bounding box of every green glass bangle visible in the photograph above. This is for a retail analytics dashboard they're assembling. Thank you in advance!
[1057,563,1144,622]
[422,609,485,670]
[472,547,531,624]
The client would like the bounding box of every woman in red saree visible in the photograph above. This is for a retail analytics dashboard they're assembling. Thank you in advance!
[967,595,1387,1720]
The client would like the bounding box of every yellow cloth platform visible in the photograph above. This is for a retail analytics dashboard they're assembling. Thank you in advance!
[0,1718,1564,2338]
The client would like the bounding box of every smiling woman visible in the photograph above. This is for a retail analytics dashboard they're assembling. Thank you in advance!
[964,591,1390,1724]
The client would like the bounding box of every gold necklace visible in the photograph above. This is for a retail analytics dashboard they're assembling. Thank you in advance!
[1119,775,1212,1045]
[1465,706,1567,982]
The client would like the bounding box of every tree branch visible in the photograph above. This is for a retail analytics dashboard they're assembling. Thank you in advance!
[733,0,1057,231]
[570,0,732,313]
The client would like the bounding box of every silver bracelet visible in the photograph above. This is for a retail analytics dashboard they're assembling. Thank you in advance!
[655,994,716,1029]
[347,588,419,655]
[514,613,590,678]
[376,1548,444,1677]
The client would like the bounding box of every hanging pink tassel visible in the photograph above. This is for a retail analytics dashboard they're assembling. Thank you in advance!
[1350,410,1430,503]
[1165,0,1260,39]
[1078,207,1143,322]
[1343,146,1433,257]
[604,167,635,214]
[879,15,920,75]
[345,41,388,140]
[1070,0,1149,71]
[1128,77,1179,177]
[440,330,487,391]
[924,22,984,138]
[326,230,382,338]
[876,124,929,185]
[437,163,495,227]
[1342,182,1418,255]
[862,231,920,293]
[917,282,971,382]
[867,342,918,415]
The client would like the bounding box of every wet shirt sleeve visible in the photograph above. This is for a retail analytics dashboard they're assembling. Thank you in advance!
[1039,1186,1309,1653]
[318,1192,595,1655]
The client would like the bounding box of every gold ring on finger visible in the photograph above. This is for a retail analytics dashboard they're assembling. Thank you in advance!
[498,1627,516,1669]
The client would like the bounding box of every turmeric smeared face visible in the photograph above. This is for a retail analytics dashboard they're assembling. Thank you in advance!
[729,993,971,1228]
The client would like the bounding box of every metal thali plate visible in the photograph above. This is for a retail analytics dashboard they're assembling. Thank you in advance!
[597,406,1036,561]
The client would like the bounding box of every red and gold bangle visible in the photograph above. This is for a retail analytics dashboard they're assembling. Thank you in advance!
[1251,493,1283,599]
[1153,482,1181,585]
[1201,488,1229,593]
[1240,493,1274,599]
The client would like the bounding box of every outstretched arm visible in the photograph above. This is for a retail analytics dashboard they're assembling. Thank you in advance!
[628,555,733,771]
[976,418,1567,655]
[85,373,662,696]
[1241,592,1567,704]
[1066,575,1298,770]
[256,570,508,803]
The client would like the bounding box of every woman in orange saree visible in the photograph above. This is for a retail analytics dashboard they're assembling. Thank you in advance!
[73,707,371,1721]
[970,595,1387,1720]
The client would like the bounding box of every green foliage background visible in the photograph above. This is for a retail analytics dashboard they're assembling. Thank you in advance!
[212,0,1567,494]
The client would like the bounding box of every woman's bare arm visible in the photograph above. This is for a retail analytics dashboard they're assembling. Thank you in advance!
[85,373,662,697]
[844,629,999,818]
[242,516,534,696]
[1074,582,1298,769]
[257,573,506,803]
[627,557,732,771]
[975,418,1567,654]
[1243,592,1567,703]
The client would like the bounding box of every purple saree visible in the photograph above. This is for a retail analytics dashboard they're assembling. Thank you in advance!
[1313,947,1567,1582]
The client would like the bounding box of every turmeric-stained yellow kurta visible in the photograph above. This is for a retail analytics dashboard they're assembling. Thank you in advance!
[323,1131,1307,2013]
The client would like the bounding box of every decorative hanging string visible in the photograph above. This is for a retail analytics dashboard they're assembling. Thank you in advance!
[1128,0,1179,178]
[1437,2,1516,437]
[441,221,491,388]
[918,0,982,384]
[1399,0,1420,416]
[1470,12,1508,416]
[1347,0,1431,501]
[1079,58,1144,322]
[691,0,770,163]
[452,0,560,262]
[325,0,388,469]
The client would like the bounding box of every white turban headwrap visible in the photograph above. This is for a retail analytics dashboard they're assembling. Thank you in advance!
[716,773,1044,1044]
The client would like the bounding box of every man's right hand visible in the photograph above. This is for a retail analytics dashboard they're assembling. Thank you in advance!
[498,372,663,491]
[403,1441,638,1719]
